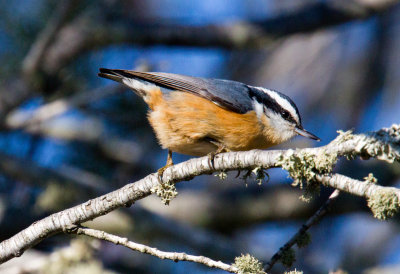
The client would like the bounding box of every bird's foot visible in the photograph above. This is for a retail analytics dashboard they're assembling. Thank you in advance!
[158,150,173,183]
[207,145,229,170]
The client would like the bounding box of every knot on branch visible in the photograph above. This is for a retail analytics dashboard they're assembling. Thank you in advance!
[233,254,265,274]
[277,149,338,201]
[367,188,400,220]
[151,180,178,205]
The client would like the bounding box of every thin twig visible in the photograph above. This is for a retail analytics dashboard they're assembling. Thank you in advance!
[68,226,238,273]
[264,189,340,271]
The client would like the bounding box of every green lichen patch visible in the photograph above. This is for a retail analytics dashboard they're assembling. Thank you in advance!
[280,248,296,268]
[277,149,337,201]
[151,180,178,205]
[296,232,311,248]
[233,254,266,274]
[367,189,400,220]
[278,150,337,184]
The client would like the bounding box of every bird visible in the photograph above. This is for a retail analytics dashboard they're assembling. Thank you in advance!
[98,68,320,177]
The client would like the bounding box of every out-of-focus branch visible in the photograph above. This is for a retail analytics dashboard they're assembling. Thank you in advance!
[0,152,108,193]
[6,111,144,164]
[68,226,238,273]
[22,0,78,79]
[5,85,123,130]
[42,0,399,73]
[264,189,341,271]
[140,186,370,232]
[1,0,397,126]
[0,125,398,264]
[0,1,78,124]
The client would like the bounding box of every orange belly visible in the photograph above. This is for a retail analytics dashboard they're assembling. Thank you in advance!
[145,88,278,156]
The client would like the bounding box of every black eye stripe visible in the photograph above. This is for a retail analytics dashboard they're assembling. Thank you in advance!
[281,110,297,124]
[248,87,300,125]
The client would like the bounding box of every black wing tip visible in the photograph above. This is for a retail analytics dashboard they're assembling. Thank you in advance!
[99,68,122,74]
[98,68,128,82]
[98,72,109,79]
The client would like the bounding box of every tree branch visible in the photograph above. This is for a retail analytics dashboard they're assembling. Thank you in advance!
[67,226,238,273]
[264,189,340,271]
[42,0,400,73]
[0,125,398,264]
[22,0,78,79]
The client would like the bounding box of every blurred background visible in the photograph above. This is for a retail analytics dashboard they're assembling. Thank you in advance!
[0,0,400,273]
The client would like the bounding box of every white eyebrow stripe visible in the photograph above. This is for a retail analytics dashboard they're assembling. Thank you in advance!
[256,87,300,124]
[252,97,263,119]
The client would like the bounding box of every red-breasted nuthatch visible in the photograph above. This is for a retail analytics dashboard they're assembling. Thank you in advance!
[98,68,320,174]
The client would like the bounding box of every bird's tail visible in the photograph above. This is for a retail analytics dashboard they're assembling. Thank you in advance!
[98,68,155,98]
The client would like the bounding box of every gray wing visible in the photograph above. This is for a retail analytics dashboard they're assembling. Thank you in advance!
[99,69,254,114]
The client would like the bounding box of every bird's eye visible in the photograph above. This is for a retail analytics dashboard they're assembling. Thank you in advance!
[282,111,290,119]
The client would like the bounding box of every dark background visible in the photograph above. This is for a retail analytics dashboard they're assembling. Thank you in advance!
[0,0,400,273]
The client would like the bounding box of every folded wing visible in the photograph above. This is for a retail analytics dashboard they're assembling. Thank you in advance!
[99,68,254,114]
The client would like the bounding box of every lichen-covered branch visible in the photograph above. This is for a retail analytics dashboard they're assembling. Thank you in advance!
[0,125,398,264]
[67,226,238,273]
[264,190,340,271]
[317,173,400,220]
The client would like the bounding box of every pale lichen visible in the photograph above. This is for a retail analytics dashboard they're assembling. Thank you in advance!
[252,166,269,185]
[285,269,303,274]
[215,170,228,180]
[278,150,337,184]
[355,124,400,163]
[151,180,178,205]
[336,130,354,143]
[240,167,269,187]
[364,173,378,184]
[367,189,400,220]
[233,254,266,274]
[335,126,400,163]
[277,149,337,201]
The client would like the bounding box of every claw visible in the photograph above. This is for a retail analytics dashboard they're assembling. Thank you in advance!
[207,144,229,171]
[207,151,217,170]
[235,170,241,178]
[157,150,173,183]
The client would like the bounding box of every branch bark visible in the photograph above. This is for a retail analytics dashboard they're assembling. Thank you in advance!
[264,189,340,271]
[0,125,398,264]
[68,226,238,273]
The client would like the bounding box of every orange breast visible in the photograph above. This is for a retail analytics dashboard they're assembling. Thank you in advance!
[145,88,278,156]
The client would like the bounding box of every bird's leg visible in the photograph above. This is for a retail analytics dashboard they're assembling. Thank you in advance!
[157,150,173,182]
[207,142,230,170]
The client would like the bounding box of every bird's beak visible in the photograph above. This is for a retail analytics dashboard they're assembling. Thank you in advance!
[295,126,320,141]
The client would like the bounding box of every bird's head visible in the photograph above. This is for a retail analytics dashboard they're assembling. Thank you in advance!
[249,87,320,144]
